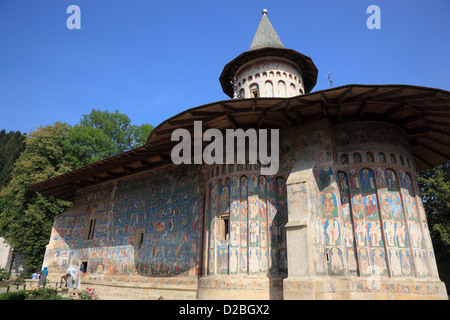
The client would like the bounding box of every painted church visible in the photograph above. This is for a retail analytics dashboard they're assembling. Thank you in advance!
[30,10,450,299]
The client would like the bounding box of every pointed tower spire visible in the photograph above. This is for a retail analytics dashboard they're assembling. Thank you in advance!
[249,9,284,51]
[220,9,318,98]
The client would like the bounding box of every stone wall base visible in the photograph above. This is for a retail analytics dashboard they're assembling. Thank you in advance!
[197,276,284,300]
[45,274,199,300]
[283,277,448,300]
[37,274,448,300]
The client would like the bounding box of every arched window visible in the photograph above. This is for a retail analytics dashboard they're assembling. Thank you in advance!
[390,154,397,164]
[250,83,259,98]
[290,83,296,97]
[239,88,245,98]
[277,81,286,97]
[379,152,386,163]
[366,152,375,162]
[265,81,273,97]
[353,152,362,163]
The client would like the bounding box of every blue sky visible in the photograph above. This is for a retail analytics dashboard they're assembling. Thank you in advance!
[0,0,449,135]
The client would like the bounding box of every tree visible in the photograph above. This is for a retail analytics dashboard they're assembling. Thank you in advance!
[417,161,450,263]
[0,130,26,187]
[65,109,154,168]
[0,123,74,269]
[0,110,154,270]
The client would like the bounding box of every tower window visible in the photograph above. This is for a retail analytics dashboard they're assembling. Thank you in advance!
[265,80,273,97]
[250,83,259,98]
[290,83,296,97]
[390,153,397,164]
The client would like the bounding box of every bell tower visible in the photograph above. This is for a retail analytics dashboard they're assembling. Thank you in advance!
[220,9,318,99]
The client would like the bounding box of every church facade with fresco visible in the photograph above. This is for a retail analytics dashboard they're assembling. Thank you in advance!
[30,10,450,299]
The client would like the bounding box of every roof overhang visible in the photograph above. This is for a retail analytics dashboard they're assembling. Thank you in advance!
[29,84,450,201]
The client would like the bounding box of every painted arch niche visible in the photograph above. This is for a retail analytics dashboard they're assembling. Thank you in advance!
[313,165,430,279]
[206,167,288,277]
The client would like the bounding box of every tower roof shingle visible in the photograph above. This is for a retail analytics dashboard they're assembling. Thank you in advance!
[249,10,284,51]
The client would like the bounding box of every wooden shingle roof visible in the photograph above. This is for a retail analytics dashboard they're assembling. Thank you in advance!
[29,84,450,201]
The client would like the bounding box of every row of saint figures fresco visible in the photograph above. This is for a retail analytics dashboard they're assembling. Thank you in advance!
[208,174,289,276]
[45,168,204,277]
[314,165,433,279]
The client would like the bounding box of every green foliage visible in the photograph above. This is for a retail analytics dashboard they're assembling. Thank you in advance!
[0,122,74,269]
[65,109,154,168]
[0,268,11,282]
[0,130,26,187]
[0,109,154,270]
[0,288,69,300]
[418,161,450,263]
[0,290,28,300]
[25,288,68,300]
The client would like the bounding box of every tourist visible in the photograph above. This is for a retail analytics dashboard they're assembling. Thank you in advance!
[38,267,48,287]
[66,265,76,289]
[73,265,81,289]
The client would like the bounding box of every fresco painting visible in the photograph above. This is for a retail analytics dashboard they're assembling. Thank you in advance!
[40,122,441,300]
[322,192,338,218]
[204,172,288,276]
[45,166,203,277]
